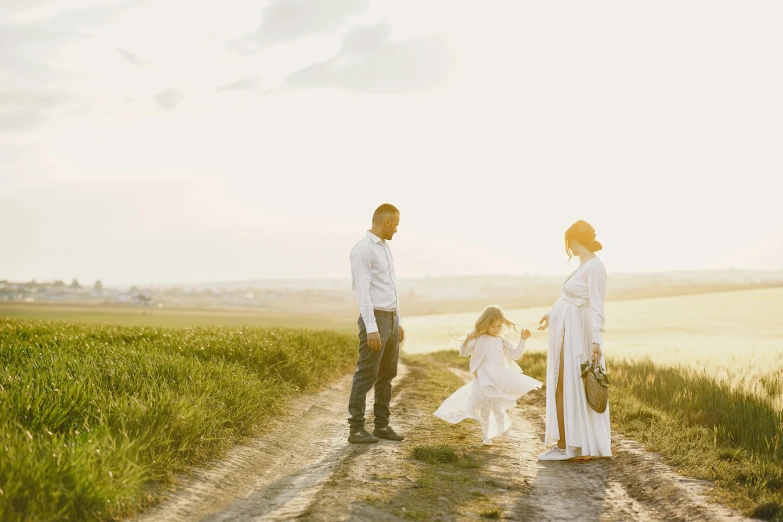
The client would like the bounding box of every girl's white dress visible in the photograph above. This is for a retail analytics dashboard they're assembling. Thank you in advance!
[434,335,542,439]
[545,256,612,458]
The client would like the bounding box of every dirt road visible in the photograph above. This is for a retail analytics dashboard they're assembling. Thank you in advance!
[134,362,752,522]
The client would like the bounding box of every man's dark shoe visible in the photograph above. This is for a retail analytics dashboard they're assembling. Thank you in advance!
[348,429,379,444]
[373,426,405,441]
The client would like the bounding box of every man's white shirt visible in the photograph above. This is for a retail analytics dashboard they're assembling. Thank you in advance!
[350,231,400,334]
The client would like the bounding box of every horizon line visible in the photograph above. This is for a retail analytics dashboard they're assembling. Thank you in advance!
[4,267,783,289]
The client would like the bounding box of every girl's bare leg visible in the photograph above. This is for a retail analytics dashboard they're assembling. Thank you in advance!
[479,398,491,439]
[556,338,566,449]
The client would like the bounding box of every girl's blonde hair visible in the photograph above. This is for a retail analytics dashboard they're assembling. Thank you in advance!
[463,306,518,341]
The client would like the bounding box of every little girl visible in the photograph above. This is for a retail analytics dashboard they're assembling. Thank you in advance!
[434,306,542,445]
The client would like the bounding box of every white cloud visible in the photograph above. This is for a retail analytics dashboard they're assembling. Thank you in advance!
[216,76,264,94]
[230,0,368,54]
[285,20,455,94]
[117,47,142,66]
[152,88,185,111]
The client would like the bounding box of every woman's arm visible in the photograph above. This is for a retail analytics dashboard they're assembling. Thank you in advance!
[587,264,607,358]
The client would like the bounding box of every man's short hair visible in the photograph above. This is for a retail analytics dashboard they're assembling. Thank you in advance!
[372,203,400,224]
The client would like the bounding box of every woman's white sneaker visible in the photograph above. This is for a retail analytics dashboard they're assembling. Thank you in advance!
[537,446,568,461]
[482,437,493,446]
[501,430,511,443]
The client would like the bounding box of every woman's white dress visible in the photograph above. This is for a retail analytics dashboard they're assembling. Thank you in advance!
[545,256,612,458]
[434,335,542,439]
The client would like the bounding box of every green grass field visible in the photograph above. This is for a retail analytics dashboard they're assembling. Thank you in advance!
[2,287,781,519]
[404,287,783,378]
[0,318,356,521]
[0,302,355,331]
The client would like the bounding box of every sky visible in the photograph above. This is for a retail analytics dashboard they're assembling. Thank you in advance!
[1,0,782,285]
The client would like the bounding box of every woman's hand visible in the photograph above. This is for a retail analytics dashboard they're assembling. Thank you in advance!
[537,314,550,331]
[591,343,602,363]
[520,328,532,340]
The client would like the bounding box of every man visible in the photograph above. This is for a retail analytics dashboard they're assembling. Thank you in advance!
[347,203,406,444]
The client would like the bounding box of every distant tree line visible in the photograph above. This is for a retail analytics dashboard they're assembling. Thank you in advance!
[0,279,104,291]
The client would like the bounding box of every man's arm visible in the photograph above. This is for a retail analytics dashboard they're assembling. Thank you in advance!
[350,245,379,335]
[397,302,404,343]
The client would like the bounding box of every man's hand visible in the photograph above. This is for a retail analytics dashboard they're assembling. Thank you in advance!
[399,325,405,344]
[368,332,381,352]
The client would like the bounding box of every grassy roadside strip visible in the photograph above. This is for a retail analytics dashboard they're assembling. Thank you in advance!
[610,359,783,521]
[428,349,783,521]
[0,318,356,521]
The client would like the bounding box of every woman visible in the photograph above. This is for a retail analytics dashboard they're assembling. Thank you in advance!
[537,220,611,461]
